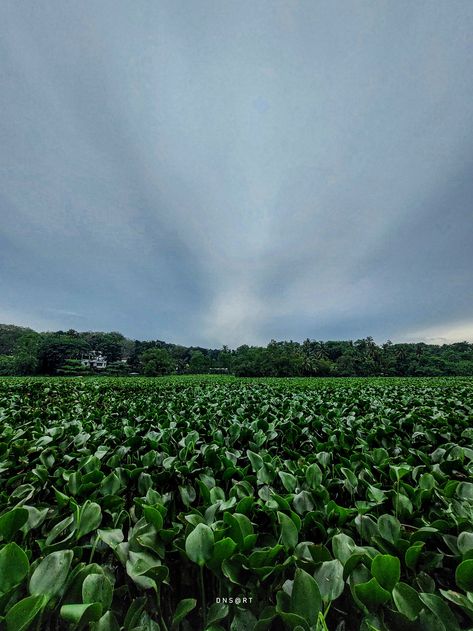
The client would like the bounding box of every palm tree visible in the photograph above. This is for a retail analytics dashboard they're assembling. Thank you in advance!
[314,341,328,360]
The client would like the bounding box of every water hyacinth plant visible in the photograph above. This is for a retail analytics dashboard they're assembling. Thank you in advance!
[0,375,472,630]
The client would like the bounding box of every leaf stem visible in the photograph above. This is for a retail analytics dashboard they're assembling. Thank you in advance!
[199,566,207,627]
[88,532,99,563]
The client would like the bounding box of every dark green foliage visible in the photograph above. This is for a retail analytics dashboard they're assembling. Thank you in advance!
[57,359,92,376]
[37,333,91,374]
[140,348,174,376]
[2,323,473,376]
[0,376,472,630]
[0,355,17,376]
[0,324,35,355]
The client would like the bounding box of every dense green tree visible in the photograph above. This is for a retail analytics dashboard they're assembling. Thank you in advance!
[105,361,130,375]
[81,331,128,361]
[140,348,174,376]
[0,355,17,375]
[0,324,35,354]
[13,331,41,375]
[218,345,232,370]
[0,322,473,377]
[37,334,90,374]
[57,359,92,376]
[265,340,304,376]
[301,340,333,375]
[188,350,211,374]
[232,346,269,377]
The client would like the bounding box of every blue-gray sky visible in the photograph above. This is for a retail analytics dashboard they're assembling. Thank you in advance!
[1,1,473,347]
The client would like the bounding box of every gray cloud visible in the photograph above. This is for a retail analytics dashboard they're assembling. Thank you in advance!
[1,1,472,347]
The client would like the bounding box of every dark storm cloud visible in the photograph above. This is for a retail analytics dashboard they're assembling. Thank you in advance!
[1,1,472,346]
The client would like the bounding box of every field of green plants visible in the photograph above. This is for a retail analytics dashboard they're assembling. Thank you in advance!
[0,376,473,631]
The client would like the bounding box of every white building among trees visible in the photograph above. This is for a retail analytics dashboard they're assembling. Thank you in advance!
[80,351,107,370]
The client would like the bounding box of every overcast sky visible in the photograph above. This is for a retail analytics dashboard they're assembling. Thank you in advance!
[1,1,473,347]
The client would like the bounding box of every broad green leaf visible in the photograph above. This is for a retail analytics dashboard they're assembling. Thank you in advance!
[5,594,46,631]
[185,523,214,566]
[0,508,28,542]
[45,514,74,546]
[291,568,321,625]
[393,493,413,517]
[390,465,411,482]
[223,513,253,548]
[419,592,460,631]
[20,505,49,533]
[125,550,168,590]
[211,537,237,564]
[332,533,356,565]
[292,491,314,514]
[221,558,245,585]
[314,559,344,602]
[457,482,473,500]
[60,602,102,626]
[305,463,323,489]
[458,532,473,556]
[343,552,366,581]
[92,611,120,631]
[76,502,102,540]
[279,471,297,493]
[278,512,298,550]
[392,582,422,620]
[63,563,105,606]
[356,515,378,543]
[82,573,113,610]
[247,450,263,471]
[248,544,283,568]
[440,589,473,616]
[254,605,276,631]
[123,596,146,629]
[405,542,424,570]
[367,485,386,504]
[171,598,197,625]
[354,578,391,610]
[371,554,400,592]
[230,607,258,631]
[179,485,196,508]
[456,559,473,592]
[0,542,29,594]
[277,611,309,630]
[29,549,74,600]
[143,506,163,531]
[377,515,400,545]
[207,602,229,626]
[97,529,124,550]
[419,473,435,491]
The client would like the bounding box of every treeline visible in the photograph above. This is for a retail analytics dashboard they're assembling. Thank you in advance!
[1,323,473,377]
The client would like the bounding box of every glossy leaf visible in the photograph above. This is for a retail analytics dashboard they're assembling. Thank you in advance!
[5,595,46,631]
[455,559,473,592]
[60,602,102,626]
[171,598,197,625]
[392,582,422,620]
[314,559,344,602]
[291,568,321,624]
[354,578,391,610]
[278,512,298,550]
[0,508,28,542]
[29,550,74,600]
[371,554,400,592]
[0,542,29,594]
[185,523,214,567]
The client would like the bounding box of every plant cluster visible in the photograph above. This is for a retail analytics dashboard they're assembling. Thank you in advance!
[0,376,472,630]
